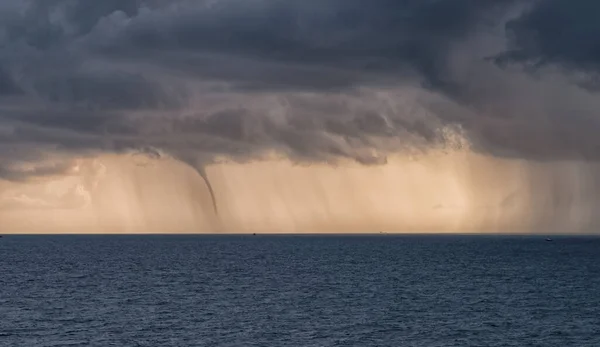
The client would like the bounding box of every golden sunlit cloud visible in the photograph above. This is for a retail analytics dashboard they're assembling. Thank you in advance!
[1,147,597,234]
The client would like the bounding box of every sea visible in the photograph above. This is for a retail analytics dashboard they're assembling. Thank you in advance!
[1,235,599,346]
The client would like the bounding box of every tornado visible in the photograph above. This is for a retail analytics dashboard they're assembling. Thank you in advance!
[195,166,219,218]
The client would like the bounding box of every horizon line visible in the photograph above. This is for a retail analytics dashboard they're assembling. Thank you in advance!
[2,232,598,237]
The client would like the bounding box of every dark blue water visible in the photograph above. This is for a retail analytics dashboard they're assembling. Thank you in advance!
[1,235,600,346]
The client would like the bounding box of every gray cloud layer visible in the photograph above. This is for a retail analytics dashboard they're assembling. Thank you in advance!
[0,0,599,180]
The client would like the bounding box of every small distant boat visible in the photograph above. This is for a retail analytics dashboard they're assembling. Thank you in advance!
[545,238,553,242]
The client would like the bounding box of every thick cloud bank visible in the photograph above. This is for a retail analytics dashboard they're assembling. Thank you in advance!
[1,0,600,233]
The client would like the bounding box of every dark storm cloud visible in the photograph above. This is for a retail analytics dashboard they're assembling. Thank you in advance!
[0,67,21,95]
[2,0,600,180]
[35,72,186,110]
[1,0,518,92]
[498,0,600,71]
[3,0,519,105]
[91,0,519,89]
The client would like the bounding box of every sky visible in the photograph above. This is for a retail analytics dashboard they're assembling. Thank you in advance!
[1,0,600,233]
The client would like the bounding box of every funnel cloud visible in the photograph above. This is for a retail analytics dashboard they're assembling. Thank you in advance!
[1,0,600,233]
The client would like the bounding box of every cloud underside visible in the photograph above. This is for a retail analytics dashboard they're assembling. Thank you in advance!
[1,0,600,180]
